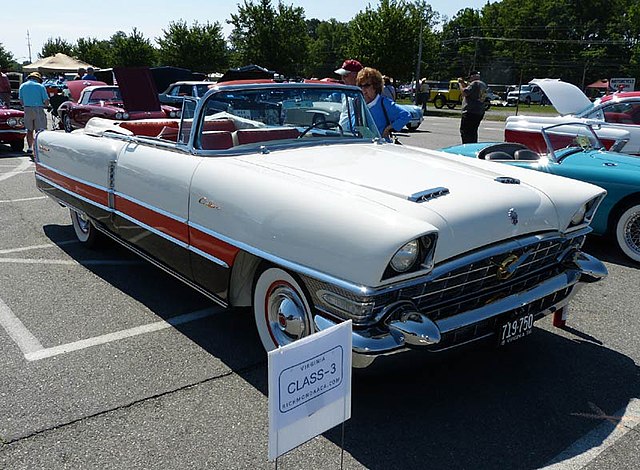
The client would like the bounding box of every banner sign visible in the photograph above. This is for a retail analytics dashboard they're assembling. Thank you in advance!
[610,78,635,92]
[268,320,352,460]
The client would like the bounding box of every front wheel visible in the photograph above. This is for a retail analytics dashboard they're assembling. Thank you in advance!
[406,123,418,131]
[253,267,315,351]
[70,209,102,248]
[10,140,24,152]
[614,203,640,263]
[433,95,446,109]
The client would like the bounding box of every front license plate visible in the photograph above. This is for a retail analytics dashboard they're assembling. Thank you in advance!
[497,312,534,346]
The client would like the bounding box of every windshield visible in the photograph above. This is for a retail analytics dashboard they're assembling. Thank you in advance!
[541,123,604,159]
[86,88,122,104]
[192,84,380,151]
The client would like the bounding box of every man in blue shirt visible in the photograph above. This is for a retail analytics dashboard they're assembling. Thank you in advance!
[82,67,98,81]
[19,72,49,154]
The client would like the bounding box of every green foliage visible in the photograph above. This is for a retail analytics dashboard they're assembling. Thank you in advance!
[109,28,157,67]
[39,37,74,59]
[157,20,229,73]
[228,0,308,77]
[306,19,350,78]
[347,0,439,81]
[74,38,112,68]
[0,43,19,70]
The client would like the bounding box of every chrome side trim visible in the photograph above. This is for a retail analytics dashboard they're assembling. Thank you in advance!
[113,191,188,224]
[115,210,189,250]
[188,245,229,269]
[36,162,111,201]
[35,173,111,213]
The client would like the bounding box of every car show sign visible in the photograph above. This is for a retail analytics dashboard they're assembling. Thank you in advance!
[610,78,635,92]
[268,320,352,461]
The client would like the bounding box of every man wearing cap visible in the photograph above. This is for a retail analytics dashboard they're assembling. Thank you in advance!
[457,71,487,144]
[19,72,49,153]
[335,59,363,131]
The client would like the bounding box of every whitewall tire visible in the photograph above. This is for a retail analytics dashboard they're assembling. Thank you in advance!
[70,209,100,247]
[253,267,315,352]
[615,203,640,263]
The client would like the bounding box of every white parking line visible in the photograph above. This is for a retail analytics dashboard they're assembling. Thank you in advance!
[24,307,220,361]
[541,399,640,469]
[0,296,44,355]
[0,196,47,203]
[0,241,78,254]
[0,258,145,266]
[0,159,32,182]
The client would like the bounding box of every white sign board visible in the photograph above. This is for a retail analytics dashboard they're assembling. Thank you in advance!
[268,320,352,461]
[610,78,635,92]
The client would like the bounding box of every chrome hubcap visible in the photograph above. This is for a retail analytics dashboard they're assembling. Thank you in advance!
[624,212,640,255]
[267,285,309,345]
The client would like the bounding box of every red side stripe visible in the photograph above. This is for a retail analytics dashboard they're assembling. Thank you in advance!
[36,166,109,207]
[114,195,189,245]
[189,226,240,266]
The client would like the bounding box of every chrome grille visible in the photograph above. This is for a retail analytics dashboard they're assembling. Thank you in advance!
[395,237,569,321]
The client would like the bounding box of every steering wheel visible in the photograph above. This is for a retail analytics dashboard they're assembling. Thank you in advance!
[298,119,344,138]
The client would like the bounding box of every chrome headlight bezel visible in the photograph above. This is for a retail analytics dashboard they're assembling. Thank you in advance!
[567,195,604,230]
[390,240,420,273]
[6,117,18,127]
[383,233,438,280]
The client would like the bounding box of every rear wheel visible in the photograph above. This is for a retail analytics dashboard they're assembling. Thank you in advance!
[70,209,102,248]
[614,203,640,263]
[63,113,73,133]
[253,267,314,351]
[446,102,457,109]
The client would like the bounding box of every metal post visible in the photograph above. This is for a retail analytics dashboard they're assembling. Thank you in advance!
[414,20,423,105]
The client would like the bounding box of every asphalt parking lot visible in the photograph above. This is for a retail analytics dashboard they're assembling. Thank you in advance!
[1,118,639,469]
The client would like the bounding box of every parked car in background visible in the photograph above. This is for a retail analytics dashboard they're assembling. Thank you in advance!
[57,83,180,132]
[505,78,640,155]
[0,104,25,151]
[429,79,491,110]
[400,103,423,130]
[158,81,213,106]
[34,80,607,367]
[441,122,640,263]
[397,83,415,99]
[507,83,545,105]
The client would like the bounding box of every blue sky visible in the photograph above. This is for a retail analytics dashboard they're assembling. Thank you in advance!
[4,0,489,64]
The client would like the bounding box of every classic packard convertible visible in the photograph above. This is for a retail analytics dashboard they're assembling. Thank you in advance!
[33,80,608,367]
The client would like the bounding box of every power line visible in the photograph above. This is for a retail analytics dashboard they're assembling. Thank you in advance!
[442,36,628,45]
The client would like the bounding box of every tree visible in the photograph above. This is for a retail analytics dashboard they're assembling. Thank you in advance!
[39,37,74,59]
[228,0,309,77]
[0,43,19,70]
[346,0,438,81]
[306,19,350,78]
[109,28,157,67]
[157,20,229,73]
[74,38,112,68]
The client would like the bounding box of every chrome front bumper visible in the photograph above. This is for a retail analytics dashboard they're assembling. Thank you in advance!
[314,252,607,368]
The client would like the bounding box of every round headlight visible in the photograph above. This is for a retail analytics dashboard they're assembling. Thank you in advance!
[571,204,587,226]
[122,112,129,120]
[390,240,420,273]
[7,117,17,127]
[115,112,123,119]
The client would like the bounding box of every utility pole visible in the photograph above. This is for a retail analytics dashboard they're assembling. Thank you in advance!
[26,30,32,63]
[414,20,423,105]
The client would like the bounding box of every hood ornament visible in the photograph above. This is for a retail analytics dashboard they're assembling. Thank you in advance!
[508,208,518,225]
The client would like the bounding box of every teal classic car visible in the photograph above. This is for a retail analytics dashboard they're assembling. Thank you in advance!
[441,122,640,263]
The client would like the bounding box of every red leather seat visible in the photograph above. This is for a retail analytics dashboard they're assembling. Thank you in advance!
[200,131,234,150]
[203,119,236,132]
[235,128,300,145]
[120,120,179,137]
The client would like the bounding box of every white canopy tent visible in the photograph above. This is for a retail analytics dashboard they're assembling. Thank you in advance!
[22,53,95,74]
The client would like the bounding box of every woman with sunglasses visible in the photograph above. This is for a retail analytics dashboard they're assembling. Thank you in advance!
[356,67,411,140]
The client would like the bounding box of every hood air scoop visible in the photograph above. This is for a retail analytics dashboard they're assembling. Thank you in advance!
[495,176,521,185]
[408,187,450,203]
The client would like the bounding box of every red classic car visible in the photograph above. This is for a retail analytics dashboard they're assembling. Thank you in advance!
[57,71,181,133]
[0,104,25,152]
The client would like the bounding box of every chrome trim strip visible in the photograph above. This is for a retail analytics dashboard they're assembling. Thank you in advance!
[0,129,26,135]
[188,245,229,269]
[115,210,189,249]
[408,187,450,203]
[35,173,111,213]
[113,191,188,224]
[36,162,110,197]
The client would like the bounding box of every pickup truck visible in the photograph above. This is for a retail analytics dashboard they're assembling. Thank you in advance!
[32,79,607,367]
[507,83,545,105]
[430,80,491,110]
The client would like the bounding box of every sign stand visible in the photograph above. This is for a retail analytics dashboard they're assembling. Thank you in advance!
[268,320,352,467]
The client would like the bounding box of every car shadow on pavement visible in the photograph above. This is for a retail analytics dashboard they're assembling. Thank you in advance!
[42,223,639,470]
[42,223,266,372]
[583,235,639,269]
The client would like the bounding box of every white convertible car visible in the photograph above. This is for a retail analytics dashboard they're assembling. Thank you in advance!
[33,80,607,367]
[505,79,640,155]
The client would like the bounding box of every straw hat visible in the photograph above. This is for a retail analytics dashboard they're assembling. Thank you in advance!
[27,72,43,82]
